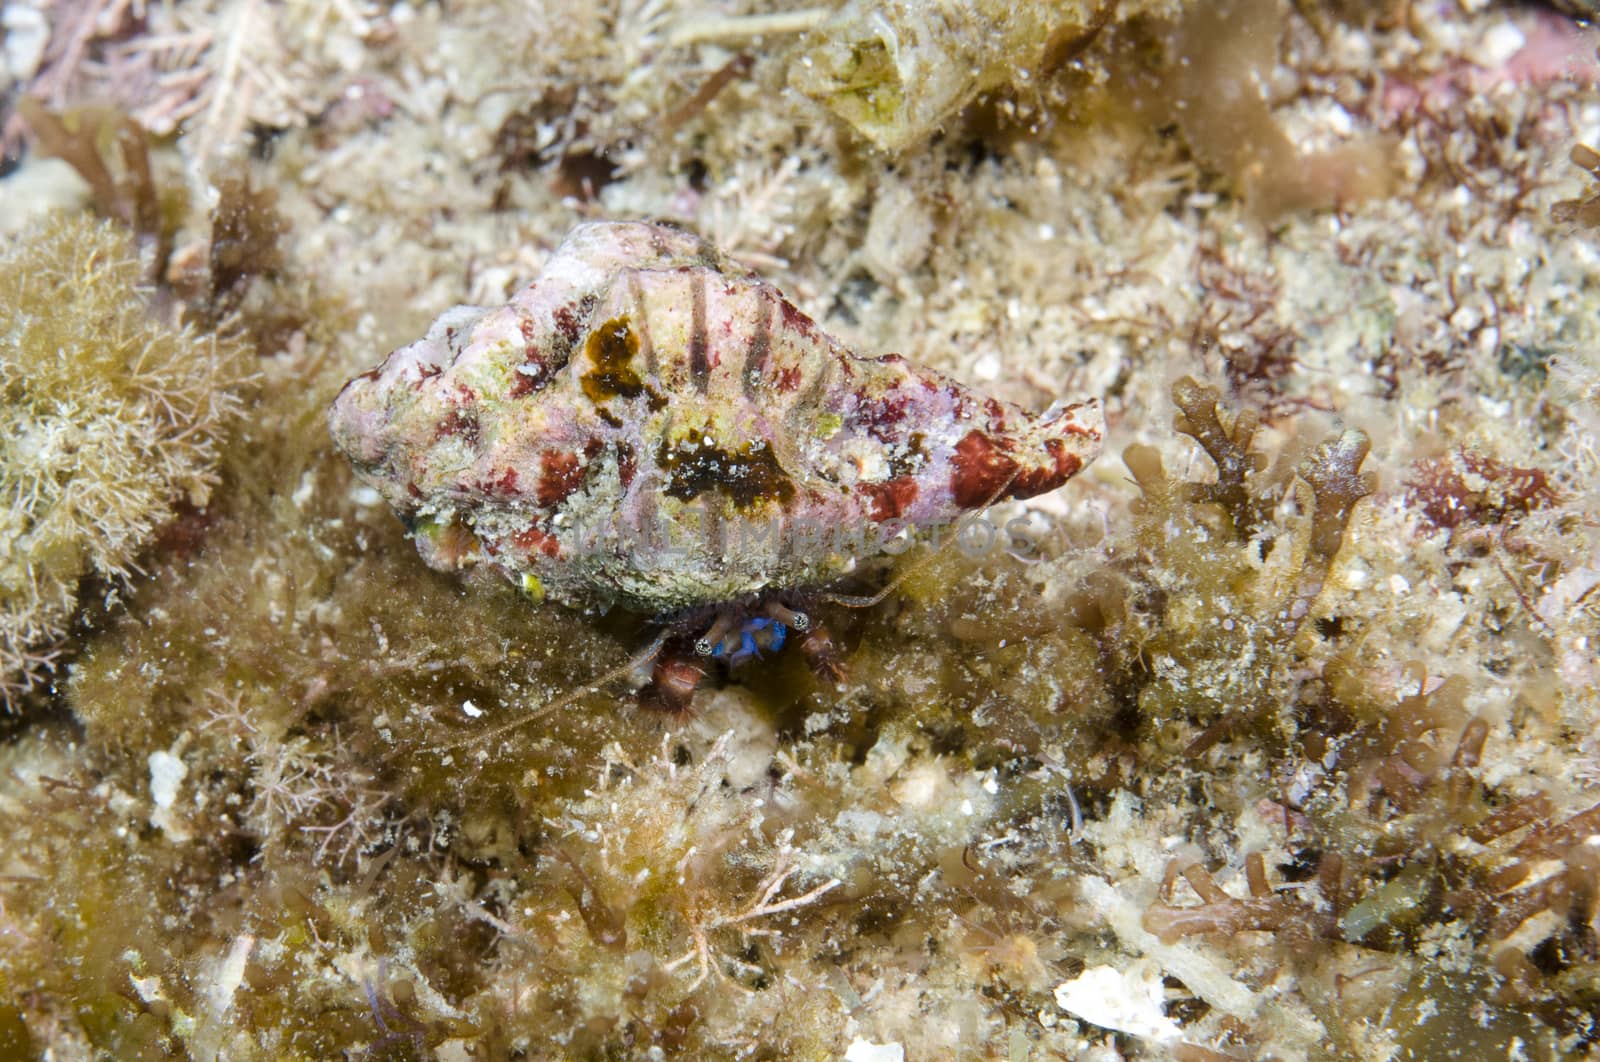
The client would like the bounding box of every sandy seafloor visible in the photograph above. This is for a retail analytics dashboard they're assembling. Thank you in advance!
[3,0,1600,1058]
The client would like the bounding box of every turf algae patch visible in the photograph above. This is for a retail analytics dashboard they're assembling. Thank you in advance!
[0,215,249,708]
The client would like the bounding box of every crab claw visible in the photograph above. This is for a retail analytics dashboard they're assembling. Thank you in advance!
[640,650,708,716]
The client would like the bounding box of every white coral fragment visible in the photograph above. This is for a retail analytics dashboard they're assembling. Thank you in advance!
[843,1038,905,1062]
[1053,962,1182,1044]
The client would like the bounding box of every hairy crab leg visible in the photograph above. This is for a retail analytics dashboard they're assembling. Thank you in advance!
[796,623,846,685]
[640,648,709,715]
[431,629,672,752]
[818,468,1021,610]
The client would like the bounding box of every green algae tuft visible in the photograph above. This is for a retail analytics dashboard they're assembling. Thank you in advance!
[0,214,249,707]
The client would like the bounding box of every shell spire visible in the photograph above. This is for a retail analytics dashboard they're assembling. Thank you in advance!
[330,221,1103,614]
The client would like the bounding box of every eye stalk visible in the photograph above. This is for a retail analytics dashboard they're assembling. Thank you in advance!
[764,603,810,632]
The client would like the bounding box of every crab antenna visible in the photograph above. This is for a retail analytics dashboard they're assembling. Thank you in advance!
[817,467,1022,610]
[430,628,672,753]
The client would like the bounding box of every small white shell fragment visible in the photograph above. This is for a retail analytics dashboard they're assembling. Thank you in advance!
[148,750,188,810]
[204,933,256,1018]
[2,4,49,84]
[1476,22,1526,68]
[843,1039,905,1062]
[1053,962,1182,1044]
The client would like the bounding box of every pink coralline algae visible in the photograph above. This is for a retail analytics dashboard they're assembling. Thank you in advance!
[329,221,1103,616]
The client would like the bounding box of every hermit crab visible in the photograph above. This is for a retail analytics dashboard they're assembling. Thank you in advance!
[329,221,1102,730]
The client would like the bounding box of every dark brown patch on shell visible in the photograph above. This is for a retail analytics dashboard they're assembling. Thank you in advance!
[657,429,795,510]
[581,316,668,411]
[581,316,643,402]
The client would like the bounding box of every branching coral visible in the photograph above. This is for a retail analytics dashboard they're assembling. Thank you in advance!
[0,213,248,707]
